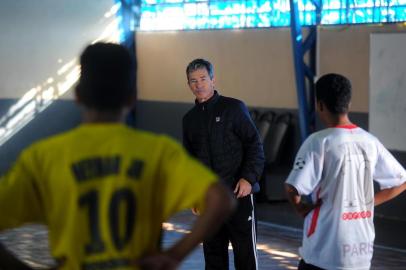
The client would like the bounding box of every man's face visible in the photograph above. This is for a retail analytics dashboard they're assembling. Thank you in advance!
[187,68,215,103]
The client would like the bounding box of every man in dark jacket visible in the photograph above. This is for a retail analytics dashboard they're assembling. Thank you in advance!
[183,58,265,270]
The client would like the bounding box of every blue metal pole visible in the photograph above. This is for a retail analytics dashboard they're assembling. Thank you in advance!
[114,0,141,127]
[114,0,141,49]
[289,0,310,142]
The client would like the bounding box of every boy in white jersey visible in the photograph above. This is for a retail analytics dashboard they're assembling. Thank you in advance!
[0,43,235,269]
[285,73,406,270]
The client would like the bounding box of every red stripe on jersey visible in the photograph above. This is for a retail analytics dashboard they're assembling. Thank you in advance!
[334,124,358,129]
[307,188,321,237]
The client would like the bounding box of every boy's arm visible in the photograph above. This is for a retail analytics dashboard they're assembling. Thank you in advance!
[138,182,235,269]
[166,182,235,260]
[375,182,406,206]
[285,183,320,218]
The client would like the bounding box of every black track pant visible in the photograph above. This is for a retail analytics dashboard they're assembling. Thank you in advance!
[203,194,258,270]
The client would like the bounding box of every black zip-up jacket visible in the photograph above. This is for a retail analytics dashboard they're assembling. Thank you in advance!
[182,91,265,190]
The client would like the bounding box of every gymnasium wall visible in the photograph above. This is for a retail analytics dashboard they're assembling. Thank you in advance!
[1,23,406,221]
[137,23,406,113]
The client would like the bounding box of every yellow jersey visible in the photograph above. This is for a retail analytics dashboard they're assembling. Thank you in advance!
[0,123,217,269]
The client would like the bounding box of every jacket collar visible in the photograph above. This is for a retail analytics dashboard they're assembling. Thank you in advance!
[195,90,220,111]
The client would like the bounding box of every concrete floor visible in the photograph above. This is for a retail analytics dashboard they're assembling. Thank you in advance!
[165,209,406,269]
[1,205,406,269]
[256,201,406,250]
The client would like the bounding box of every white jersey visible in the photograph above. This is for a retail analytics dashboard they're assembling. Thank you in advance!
[286,125,406,270]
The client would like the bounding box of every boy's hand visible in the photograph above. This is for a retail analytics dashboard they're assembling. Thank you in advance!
[285,183,322,218]
[298,199,322,217]
[191,207,200,216]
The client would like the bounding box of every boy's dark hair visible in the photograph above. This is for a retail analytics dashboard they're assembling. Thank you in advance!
[186,58,214,80]
[315,73,352,114]
[75,42,136,111]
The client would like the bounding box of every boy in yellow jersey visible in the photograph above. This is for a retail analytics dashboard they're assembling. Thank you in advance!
[0,43,235,269]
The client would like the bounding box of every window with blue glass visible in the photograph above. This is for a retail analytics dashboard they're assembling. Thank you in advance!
[139,0,406,30]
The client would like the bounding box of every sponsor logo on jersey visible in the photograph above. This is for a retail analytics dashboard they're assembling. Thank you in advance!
[341,210,372,220]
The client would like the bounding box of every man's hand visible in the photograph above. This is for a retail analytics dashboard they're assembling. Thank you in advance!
[137,252,179,270]
[234,178,252,198]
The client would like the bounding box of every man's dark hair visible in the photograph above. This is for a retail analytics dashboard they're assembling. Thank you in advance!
[186,58,214,80]
[75,42,136,111]
[315,73,352,114]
